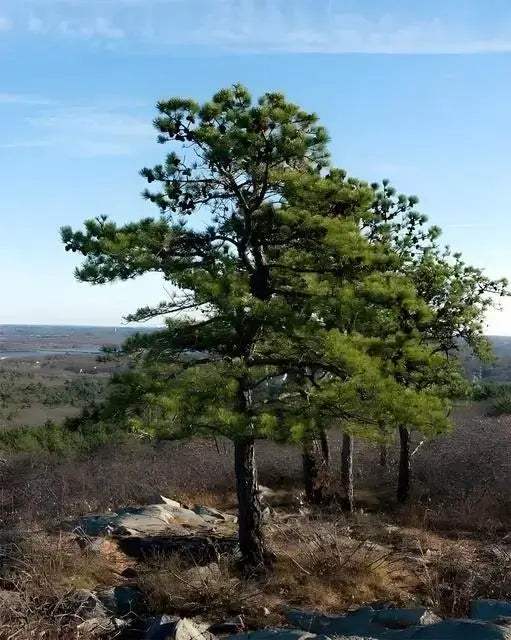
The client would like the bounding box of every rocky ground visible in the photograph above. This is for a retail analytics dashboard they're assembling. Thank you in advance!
[1,398,511,637]
[3,489,511,638]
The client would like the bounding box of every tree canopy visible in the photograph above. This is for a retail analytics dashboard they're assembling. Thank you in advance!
[62,84,504,568]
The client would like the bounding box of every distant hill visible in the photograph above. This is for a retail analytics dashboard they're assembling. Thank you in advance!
[463,336,511,382]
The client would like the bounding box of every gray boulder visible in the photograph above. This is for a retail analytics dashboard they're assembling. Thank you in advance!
[286,608,390,638]
[208,616,244,635]
[471,600,511,622]
[409,619,511,639]
[68,501,215,538]
[285,607,446,639]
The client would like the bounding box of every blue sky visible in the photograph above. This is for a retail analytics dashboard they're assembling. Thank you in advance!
[1,0,511,332]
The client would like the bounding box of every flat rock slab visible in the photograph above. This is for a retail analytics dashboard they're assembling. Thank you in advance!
[286,609,511,640]
[64,497,235,538]
[193,505,238,524]
[408,619,511,639]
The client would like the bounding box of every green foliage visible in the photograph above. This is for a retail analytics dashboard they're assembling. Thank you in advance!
[489,392,511,416]
[0,419,125,455]
[472,380,511,401]
[61,84,506,455]
[63,85,430,445]
[0,369,107,410]
[362,180,508,408]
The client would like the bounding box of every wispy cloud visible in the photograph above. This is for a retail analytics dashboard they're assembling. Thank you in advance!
[4,0,511,54]
[0,93,56,106]
[57,17,124,40]
[1,106,154,157]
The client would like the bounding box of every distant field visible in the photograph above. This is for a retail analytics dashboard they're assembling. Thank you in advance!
[0,325,160,428]
[0,355,114,428]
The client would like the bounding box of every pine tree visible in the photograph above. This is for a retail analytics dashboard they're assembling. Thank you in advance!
[62,86,452,568]
[366,180,509,502]
[62,85,340,571]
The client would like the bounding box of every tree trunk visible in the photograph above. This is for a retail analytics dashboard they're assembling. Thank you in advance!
[234,437,266,573]
[302,438,320,504]
[302,431,330,504]
[341,433,354,513]
[379,443,388,470]
[319,425,330,464]
[397,426,411,504]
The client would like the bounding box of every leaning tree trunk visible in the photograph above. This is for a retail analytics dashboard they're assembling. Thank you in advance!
[397,426,411,504]
[234,437,266,573]
[341,433,354,513]
[302,435,329,504]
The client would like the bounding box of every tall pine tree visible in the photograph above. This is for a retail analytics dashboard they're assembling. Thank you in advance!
[366,180,508,502]
[62,86,451,567]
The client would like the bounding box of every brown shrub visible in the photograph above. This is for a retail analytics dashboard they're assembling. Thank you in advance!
[417,542,511,618]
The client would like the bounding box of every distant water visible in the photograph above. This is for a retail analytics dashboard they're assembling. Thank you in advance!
[0,348,103,360]
[0,324,158,360]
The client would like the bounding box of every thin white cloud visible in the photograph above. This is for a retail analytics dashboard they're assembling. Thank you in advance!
[4,0,511,53]
[57,17,124,40]
[0,140,49,149]
[0,93,56,106]
[1,107,154,157]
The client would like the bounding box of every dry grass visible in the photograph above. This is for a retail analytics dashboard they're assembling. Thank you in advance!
[135,517,417,629]
[0,534,119,639]
[416,541,511,618]
[2,400,511,635]
[266,519,416,610]
[137,553,264,625]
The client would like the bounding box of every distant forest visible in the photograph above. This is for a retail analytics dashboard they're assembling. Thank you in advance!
[464,336,511,381]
